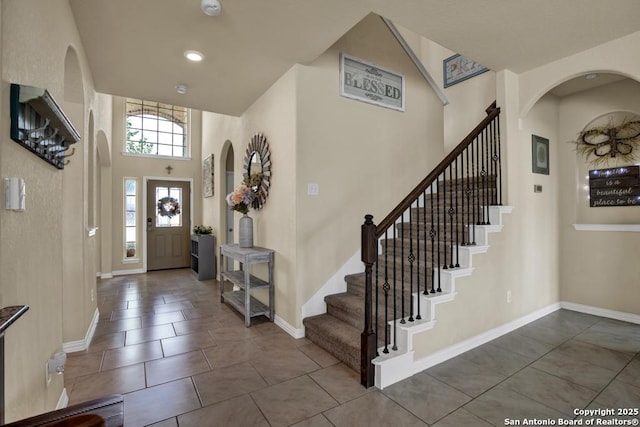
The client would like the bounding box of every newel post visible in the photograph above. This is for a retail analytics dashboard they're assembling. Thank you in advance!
[361,214,377,388]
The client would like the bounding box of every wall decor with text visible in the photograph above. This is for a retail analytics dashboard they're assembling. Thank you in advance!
[340,53,404,112]
[443,54,489,88]
[589,166,640,207]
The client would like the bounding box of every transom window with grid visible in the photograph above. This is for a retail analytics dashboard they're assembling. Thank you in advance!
[125,98,189,157]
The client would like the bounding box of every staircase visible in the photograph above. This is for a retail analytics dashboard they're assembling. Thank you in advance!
[303,102,506,388]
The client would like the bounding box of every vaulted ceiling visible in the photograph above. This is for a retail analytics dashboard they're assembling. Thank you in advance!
[69,0,640,116]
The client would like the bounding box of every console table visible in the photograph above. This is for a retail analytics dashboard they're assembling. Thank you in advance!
[220,244,274,327]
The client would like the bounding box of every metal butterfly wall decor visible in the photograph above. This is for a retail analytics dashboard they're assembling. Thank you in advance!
[575,117,640,167]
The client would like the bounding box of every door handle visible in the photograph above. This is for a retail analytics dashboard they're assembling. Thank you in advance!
[147,218,153,231]
[229,228,233,232]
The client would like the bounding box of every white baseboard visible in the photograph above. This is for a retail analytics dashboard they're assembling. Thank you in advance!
[560,301,640,324]
[275,315,305,339]
[375,301,640,389]
[112,268,146,276]
[375,303,561,389]
[56,388,69,409]
[63,308,99,353]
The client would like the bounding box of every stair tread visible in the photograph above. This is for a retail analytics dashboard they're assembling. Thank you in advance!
[303,315,360,349]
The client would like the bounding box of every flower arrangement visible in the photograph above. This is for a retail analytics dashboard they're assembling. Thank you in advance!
[193,225,213,235]
[226,184,255,214]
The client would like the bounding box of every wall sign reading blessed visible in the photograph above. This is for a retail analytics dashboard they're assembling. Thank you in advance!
[340,53,405,112]
[589,166,640,207]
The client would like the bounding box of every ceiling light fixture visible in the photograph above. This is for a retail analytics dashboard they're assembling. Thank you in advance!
[184,50,204,62]
[201,0,222,16]
[176,84,188,95]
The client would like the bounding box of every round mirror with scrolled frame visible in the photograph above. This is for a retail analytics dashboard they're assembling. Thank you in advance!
[243,133,271,209]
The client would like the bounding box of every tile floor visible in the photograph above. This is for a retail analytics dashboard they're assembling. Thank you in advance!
[64,269,640,426]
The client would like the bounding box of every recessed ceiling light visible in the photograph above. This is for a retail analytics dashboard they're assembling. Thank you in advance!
[184,50,204,62]
[176,84,188,95]
[585,73,598,80]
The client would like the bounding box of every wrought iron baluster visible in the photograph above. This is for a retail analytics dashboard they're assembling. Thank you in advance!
[454,157,460,267]
[490,119,497,206]
[383,233,390,354]
[415,197,422,319]
[496,115,503,206]
[375,257,379,357]
[483,127,490,225]
[436,175,442,292]
[392,226,398,351]
[400,211,406,324]
[442,172,448,270]
[430,185,436,294]
[423,189,429,295]
[408,203,415,322]
[448,165,455,269]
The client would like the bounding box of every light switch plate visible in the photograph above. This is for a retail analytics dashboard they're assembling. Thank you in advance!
[307,183,320,196]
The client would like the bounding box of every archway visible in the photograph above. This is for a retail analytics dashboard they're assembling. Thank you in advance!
[62,45,91,347]
[221,141,234,270]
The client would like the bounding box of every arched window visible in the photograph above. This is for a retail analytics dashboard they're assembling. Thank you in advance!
[125,98,188,157]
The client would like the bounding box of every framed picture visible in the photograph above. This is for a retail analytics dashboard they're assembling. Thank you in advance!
[340,53,405,112]
[532,135,549,175]
[203,154,214,197]
[443,54,489,88]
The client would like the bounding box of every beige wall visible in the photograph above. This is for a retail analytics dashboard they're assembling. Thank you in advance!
[517,32,640,317]
[201,14,445,329]
[201,66,298,324]
[0,0,109,421]
[396,25,497,150]
[413,33,640,359]
[557,79,640,314]
[109,98,203,274]
[295,14,444,321]
[412,91,563,357]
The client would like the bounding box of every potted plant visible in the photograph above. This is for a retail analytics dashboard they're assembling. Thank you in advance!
[193,225,213,235]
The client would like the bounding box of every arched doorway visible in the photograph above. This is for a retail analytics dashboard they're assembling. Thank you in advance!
[223,142,234,271]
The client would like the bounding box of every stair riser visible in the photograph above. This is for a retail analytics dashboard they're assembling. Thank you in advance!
[378,240,465,260]
[326,300,414,337]
[303,323,360,372]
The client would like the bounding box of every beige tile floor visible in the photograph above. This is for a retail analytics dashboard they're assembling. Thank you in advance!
[64,269,640,426]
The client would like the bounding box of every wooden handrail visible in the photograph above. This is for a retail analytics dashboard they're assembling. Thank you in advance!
[375,102,500,237]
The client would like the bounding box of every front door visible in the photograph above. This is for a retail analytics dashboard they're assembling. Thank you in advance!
[146,179,191,271]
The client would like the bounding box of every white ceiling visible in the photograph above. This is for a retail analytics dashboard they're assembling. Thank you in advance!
[69,0,640,116]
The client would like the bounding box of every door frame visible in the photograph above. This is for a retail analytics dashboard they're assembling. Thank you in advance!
[142,176,194,273]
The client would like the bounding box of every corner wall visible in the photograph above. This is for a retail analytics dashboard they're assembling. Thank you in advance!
[518,31,640,317]
[201,14,446,330]
[1,0,109,420]
[295,14,444,327]
[557,79,640,314]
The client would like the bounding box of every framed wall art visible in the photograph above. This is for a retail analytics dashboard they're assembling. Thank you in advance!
[443,54,489,88]
[203,154,214,197]
[532,135,549,175]
[340,53,405,112]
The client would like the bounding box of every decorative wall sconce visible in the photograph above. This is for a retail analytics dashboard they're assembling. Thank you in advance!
[575,116,640,167]
[10,84,80,169]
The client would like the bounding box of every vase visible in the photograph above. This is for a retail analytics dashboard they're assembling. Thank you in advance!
[239,213,253,248]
